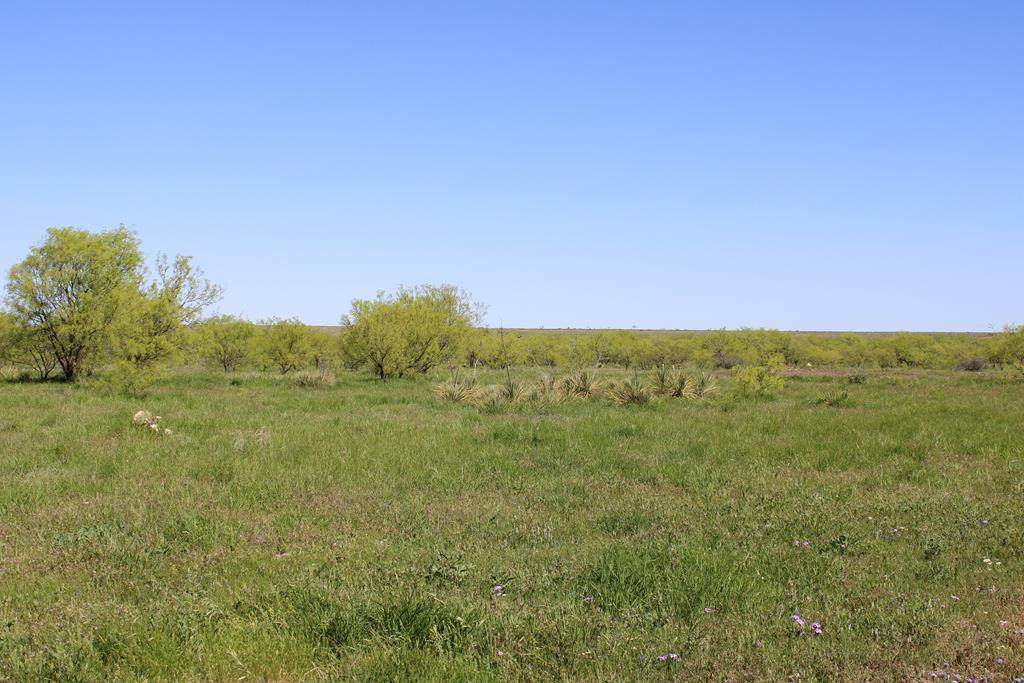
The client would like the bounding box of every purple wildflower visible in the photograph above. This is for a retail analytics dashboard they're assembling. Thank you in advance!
[657,655,667,662]
[811,622,823,636]
[703,607,713,614]
[492,584,504,594]
[792,614,805,628]
[995,658,1004,665]
[669,653,680,660]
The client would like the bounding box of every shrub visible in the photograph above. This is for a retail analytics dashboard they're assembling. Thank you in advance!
[713,352,743,370]
[732,366,784,398]
[340,284,482,380]
[257,318,312,374]
[97,360,161,397]
[955,357,985,372]
[196,315,255,372]
[289,367,337,388]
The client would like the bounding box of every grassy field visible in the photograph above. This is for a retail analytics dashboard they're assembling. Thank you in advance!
[1,369,1023,681]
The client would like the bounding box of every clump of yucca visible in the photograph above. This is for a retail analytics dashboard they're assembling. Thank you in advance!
[688,370,718,399]
[530,373,563,403]
[669,371,693,399]
[434,371,479,403]
[814,388,852,407]
[608,372,651,406]
[478,390,509,414]
[561,369,601,399]
[498,374,527,402]
[651,364,676,396]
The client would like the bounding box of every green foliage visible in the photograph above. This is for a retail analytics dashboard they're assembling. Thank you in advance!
[522,333,569,368]
[93,359,162,397]
[731,365,785,398]
[4,228,220,382]
[340,284,482,380]
[465,328,527,368]
[257,318,312,374]
[5,226,144,380]
[0,312,58,379]
[989,324,1024,365]
[194,315,256,372]
[116,254,222,372]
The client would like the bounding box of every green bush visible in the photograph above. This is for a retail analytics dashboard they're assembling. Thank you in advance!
[731,365,784,398]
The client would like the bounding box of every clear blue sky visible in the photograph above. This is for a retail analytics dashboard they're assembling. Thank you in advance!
[2,2,1021,331]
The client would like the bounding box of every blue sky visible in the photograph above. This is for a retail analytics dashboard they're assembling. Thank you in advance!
[2,1,1021,331]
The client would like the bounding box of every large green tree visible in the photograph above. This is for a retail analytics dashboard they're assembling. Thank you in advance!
[5,227,144,380]
[4,227,221,381]
[340,284,482,379]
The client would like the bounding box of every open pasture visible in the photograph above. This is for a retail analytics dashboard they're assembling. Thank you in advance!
[1,368,1022,680]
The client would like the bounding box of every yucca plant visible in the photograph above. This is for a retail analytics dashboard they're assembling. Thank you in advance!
[498,374,526,402]
[531,373,563,403]
[478,390,509,414]
[689,370,719,399]
[670,372,694,399]
[561,369,601,399]
[434,371,479,403]
[608,372,651,406]
[814,388,852,407]
[651,364,675,395]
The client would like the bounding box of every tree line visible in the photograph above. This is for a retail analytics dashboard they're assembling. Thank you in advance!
[2,228,1023,388]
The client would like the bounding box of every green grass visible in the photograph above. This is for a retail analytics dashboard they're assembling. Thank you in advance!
[1,368,1023,680]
